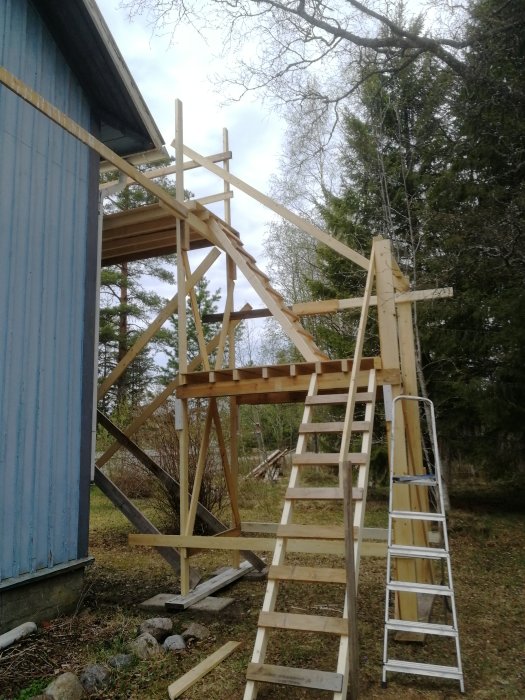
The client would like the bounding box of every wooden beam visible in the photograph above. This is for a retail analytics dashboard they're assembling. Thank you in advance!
[97,247,220,399]
[168,641,240,700]
[183,144,370,271]
[99,151,233,191]
[0,67,188,221]
[95,305,252,469]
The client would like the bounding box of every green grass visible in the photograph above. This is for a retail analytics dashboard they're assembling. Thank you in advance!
[1,478,524,699]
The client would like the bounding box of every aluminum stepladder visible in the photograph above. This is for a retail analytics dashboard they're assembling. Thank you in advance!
[382,395,465,693]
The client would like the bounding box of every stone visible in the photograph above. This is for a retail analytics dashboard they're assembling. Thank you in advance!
[181,622,210,641]
[129,632,164,660]
[79,664,111,692]
[108,653,135,670]
[139,617,173,641]
[138,593,176,612]
[45,672,84,700]
[190,596,234,613]
[163,634,186,652]
[28,695,53,699]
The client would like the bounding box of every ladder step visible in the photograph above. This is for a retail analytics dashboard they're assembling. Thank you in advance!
[384,659,463,681]
[276,524,345,540]
[299,421,370,434]
[258,612,347,635]
[246,663,344,692]
[386,619,458,637]
[387,581,453,596]
[305,391,373,405]
[268,565,346,584]
[286,487,363,501]
[391,510,445,522]
[392,475,437,486]
[292,452,367,466]
[389,545,448,559]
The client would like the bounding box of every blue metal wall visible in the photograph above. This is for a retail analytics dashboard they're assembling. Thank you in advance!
[0,0,95,582]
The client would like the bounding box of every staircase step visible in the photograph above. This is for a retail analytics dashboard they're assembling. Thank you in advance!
[276,524,345,540]
[389,545,448,559]
[268,565,346,584]
[391,510,445,522]
[386,619,457,637]
[384,659,463,681]
[246,663,344,692]
[387,581,453,596]
[258,611,347,635]
[286,487,363,501]
[299,421,371,434]
[293,452,367,466]
[305,392,373,405]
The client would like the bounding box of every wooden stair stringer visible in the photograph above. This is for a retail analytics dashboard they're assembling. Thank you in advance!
[209,219,328,362]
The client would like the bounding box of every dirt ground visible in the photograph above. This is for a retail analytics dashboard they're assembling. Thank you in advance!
[1,480,524,700]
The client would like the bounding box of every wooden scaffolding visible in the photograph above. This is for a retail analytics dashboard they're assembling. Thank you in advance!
[0,68,453,697]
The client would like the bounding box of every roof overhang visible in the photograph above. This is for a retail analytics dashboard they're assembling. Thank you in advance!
[34,0,165,158]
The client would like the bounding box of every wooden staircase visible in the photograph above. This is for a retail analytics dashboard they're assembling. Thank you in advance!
[210,220,328,362]
[243,243,377,699]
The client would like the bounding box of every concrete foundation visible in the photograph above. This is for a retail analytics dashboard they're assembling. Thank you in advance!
[0,566,87,634]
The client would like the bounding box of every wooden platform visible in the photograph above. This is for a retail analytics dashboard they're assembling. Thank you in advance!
[102,201,229,265]
[176,357,397,403]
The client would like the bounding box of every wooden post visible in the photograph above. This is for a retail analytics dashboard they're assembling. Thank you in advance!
[374,238,419,623]
[175,99,190,594]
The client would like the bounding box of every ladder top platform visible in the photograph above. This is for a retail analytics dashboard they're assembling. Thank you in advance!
[176,357,389,403]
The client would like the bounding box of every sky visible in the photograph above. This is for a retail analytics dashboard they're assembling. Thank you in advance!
[97,0,284,316]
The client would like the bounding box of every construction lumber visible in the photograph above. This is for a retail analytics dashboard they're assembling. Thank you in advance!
[99,150,233,191]
[96,411,265,571]
[182,145,370,271]
[165,561,253,611]
[0,67,187,221]
[97,248,220,399]
[129,532,386,557]
[201,287,454,323]
[168,641,240,700]
[93,467,203,586]
[246,664,343,692]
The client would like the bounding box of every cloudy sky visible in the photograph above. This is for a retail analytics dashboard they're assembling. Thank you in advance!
[97,0,285,316]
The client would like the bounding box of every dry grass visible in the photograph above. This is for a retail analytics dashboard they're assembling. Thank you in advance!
[1,478,524,700]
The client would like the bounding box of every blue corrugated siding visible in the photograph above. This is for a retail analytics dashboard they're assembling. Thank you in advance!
[0,0,92,581]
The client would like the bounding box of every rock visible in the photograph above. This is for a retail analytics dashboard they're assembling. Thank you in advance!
[163,634,186,652]
[181,622,210,641]
[108,653,135,669]
[139,617,173,641]
[79,664,111,692]
[129,632,164,660]
[45,672,84,700]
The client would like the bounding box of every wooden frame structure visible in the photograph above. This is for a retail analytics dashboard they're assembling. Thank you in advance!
[0,67,453,696]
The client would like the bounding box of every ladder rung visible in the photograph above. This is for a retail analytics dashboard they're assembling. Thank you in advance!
[268,565,346,585]
[246,663,344,692]
[384,659,463,681]
[276,524,345,540]
[389,545,448,559]
[387,581,453,596]
[305,391,373,405]
[386,619,458,637]
[391,510,445,522]
[299,421,371,434]
[286,487,363,501]
[292,452,367,466]
[258,611,347,635]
